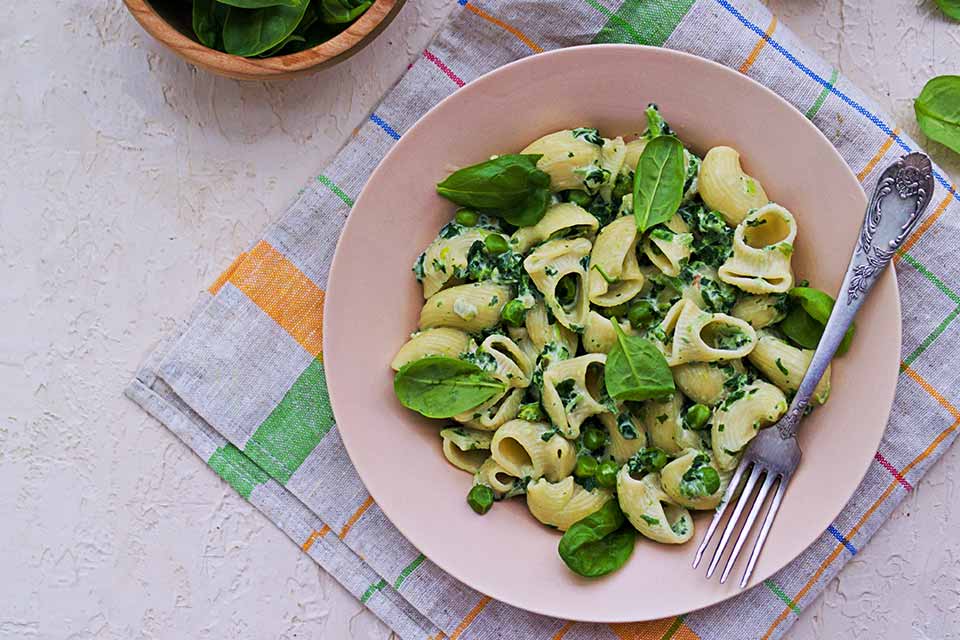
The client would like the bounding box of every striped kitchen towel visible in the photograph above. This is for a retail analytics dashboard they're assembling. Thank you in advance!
[126,1,960,638]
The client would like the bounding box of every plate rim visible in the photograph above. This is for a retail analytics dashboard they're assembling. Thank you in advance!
[323,43,901,622]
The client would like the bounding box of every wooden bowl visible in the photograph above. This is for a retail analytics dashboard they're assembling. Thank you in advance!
[123,0,405,80]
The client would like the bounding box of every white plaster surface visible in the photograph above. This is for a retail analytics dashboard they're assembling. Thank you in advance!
[2,1,959,638]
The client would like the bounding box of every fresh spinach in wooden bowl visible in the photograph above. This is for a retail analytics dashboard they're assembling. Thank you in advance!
[123,0,404,79]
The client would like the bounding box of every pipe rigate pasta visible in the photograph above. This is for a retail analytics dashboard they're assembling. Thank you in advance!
[419,282,512,332]
[391,328,471,371]
[526,477,613,531]
[490,419,576,481]
[653,299,757,366]
[731,293,788,328]
[718,204,797,294]
[474,458,526,500]
[660,449,730,510]
[712,380,788,470]
[582,311,639,354]
[640,391,699,455]
[440,427,492,474]
[699,145,769,225]
[747,332,831,404]
[510,202,599,253]
[672,359,746,407]
[454,387,524,431]
[599,408,647,464]
[524,300,580,357]
[524,238,592,332]
[617,469,694,544]
[642,226,694,277]
[420,229,489,298]
[588,216,646,307]
[541,353,610,439]
[521,129,606,192]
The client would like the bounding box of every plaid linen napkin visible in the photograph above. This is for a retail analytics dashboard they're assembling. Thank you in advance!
[126,1,960,638]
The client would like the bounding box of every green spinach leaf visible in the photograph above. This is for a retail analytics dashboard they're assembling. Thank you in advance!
[221,2,310,57]
[319,0,373,24]
[394,356,506,419]
[558,500,636,578]
[436,155,552,227]
[935,0,960,20]
[193,0,228,49]
[632,135,686,231]
[915,75,960,154]
[604,319,675,401]
[779,287,855,355]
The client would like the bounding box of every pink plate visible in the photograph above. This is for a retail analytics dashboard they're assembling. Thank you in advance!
[324,45,900,622]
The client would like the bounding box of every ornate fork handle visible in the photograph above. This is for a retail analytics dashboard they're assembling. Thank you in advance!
[777,153,935,439]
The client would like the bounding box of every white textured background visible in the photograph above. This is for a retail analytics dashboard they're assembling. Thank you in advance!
[2,1,959,638]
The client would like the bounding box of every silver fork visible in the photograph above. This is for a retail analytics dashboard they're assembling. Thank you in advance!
[693,152,936,587]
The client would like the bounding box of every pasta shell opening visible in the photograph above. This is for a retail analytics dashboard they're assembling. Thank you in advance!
[743,209,793,248]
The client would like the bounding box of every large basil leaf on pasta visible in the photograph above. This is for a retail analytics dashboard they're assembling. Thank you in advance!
[558,499,636,578]
[914,76,960,154]
[605,320,675,401]
[221,2,310,57]
[779,287,855,355]
[435,154,552,227]
[319,0,373,24]
[632,135,686,231]
[394,356,506,419]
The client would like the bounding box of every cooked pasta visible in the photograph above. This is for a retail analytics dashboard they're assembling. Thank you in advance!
[391,115,843,563]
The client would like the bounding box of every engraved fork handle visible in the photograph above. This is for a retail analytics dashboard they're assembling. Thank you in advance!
[777,153,935,439]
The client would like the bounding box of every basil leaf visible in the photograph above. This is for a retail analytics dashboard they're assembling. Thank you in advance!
[633,135,686,232]
[217,0,305,8]
[193,0,228,48]
[319,0,373,24]
[394,356,506,419]
[558,500,636,578]
[604,320,675,401]
[221,2,310,57]
[935,0,960,20]
[914,75,960,154]
[436,155,552,228]
[779,287,855,355]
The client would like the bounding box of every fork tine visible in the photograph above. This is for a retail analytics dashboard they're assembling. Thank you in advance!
[693,461,750,569]
[719,471,776,584]
[739,475,789,588]
[705,464,763,579]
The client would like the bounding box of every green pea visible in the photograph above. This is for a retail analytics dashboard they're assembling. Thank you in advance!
[595,460,619,488]
[684,403,711,430]
[566,190,592,207]
[628,300,657,329]
[501,298,527,327]
[574,455,598,478]
[484,233,509,255]
[582,427,606,451]
[455,208,479,226]
[467,484,494,515]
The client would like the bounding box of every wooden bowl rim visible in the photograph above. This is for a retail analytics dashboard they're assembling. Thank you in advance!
[123,0,404,77]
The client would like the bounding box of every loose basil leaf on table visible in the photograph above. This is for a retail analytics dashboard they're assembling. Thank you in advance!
[193,0,228,49]
[320,0,374,23]
[914,75,960,155]
[394,356,506,419]
[222,2,311,57]
[435,154,552,227]
[632,135,686,231]
[779,286,855,354]
[604,319,675,401]
[935,0,960,20]
[558,499,636,578]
